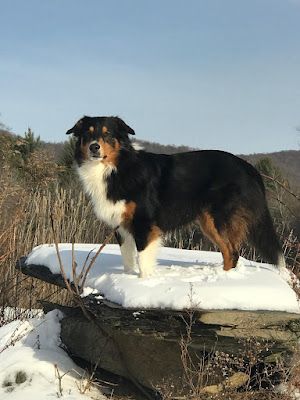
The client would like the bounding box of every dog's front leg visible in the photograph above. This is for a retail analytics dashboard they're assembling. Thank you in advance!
[115,228,138,273]
[134,225,162,278]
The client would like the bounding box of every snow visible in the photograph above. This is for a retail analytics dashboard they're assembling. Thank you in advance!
[26,244,300,313]
[0,310,106,400]
[1,307,43,325]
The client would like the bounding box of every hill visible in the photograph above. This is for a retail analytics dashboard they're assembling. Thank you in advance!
[244,150,300,190]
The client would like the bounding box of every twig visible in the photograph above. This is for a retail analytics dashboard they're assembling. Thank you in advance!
[71,242,80,297]
[50,214,73,294]
[54,363,71,397]
[78,248,95,283]
[268,194,298,218]
[80,229,118,288]
[261,173,300,201]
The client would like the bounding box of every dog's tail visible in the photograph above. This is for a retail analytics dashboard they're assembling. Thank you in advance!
[249,207,286,269]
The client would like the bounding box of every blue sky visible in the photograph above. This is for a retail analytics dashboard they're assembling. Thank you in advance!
[0,0,300,153]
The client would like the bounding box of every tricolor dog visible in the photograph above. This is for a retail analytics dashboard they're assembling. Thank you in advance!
[66,116,285,278]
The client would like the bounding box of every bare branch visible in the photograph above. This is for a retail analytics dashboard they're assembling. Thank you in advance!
[50,214,73,295]
[80,228,117,288]
[268,194,298,219]
[261,173,300,201]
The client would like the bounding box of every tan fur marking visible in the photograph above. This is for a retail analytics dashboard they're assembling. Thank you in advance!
[198,212,233,271]
[122,201,137,228]
[148,225,162,245]
[225,207,250,252]
[98,138,121,166]
[89,126,95,133]
[102,126,108,134]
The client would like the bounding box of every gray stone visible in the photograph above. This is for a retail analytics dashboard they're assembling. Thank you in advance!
[18,258,300,393]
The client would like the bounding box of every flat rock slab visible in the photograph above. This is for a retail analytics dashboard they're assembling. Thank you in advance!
[24,244,300,313]
[17,245,300,392]
[42,299,300,392]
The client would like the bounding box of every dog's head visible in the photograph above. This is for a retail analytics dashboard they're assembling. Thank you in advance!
[66,116,135,166]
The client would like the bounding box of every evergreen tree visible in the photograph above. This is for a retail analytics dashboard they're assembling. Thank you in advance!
[58,137,77,186]
[255,157,284,192]
[16,128,41,161]
[59,137,76,170]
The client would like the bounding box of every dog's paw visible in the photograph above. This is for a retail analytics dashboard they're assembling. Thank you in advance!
[124,265,138,274]
[139,269,153,279]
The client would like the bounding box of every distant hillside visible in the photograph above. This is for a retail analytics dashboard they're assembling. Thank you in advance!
[244,151,300,190]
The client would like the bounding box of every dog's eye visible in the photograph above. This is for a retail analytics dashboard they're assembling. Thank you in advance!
[103,135,116,146]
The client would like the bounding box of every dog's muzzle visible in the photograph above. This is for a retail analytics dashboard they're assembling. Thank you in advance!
[89,142,106,160]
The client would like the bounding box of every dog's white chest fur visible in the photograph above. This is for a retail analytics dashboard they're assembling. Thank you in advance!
[77,161,125,228]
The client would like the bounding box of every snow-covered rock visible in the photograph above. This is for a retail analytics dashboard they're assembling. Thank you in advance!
[26,244,300,313]
[0,310,106,400]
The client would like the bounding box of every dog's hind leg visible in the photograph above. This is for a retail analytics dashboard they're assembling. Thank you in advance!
[224,207,251,268]
[198,211,235,271]
[115,228,138,273]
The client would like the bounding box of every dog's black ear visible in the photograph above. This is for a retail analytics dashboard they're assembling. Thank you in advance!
[66,118,84,137]
[114,117,135,135]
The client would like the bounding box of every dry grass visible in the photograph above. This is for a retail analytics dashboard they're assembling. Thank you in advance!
[156,311,300,400]
[0,181,108,319]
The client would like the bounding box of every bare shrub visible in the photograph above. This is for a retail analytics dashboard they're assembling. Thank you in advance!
[157,311,297,400]
[0,184,108,319]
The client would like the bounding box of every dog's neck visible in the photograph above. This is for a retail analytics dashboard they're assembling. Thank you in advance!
[77,160,125,228]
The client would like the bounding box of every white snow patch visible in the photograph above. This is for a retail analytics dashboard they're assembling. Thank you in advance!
[1,308,43,324]
[132,141,144,151]
[26,244,300,313]
[0,310,106,400]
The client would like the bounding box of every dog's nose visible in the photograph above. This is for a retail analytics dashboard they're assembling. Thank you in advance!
[89,143,100,153]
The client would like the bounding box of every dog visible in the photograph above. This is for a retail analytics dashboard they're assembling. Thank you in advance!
[66,115,285,278]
